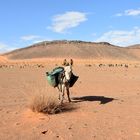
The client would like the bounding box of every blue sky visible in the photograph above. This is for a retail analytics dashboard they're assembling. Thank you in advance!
[0,0,140,52]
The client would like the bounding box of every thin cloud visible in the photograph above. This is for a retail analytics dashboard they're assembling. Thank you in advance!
[125,9,140,16]
[21,35,40,41]
[0,43,7,49]
[20,35,52,43]
[33,38,52,44]
[0,42,9,53]
[91,33,97,37]
[115,13,123,17]
[47,11,87,33]
[0,42,16,53]
[115,8,140,17]
[95,27,140,46]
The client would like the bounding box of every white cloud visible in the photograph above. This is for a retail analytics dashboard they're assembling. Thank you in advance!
[0,43,8,53]
[20,35,40,41]
[33,38,52,44]
[48,11,87,33]
[115,13,123,17]
[115,8,140,17]
[125,9,140,16]
[91,33,97,37]
[20,35,52,43]
[95,27,140,46]
[0,43,6,49]
[0,42,17,53]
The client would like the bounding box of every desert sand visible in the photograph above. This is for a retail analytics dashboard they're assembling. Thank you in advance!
[0,58,140,140]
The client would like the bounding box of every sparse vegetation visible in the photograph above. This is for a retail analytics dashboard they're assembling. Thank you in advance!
[29,88,76,114]
[30,94,61,114]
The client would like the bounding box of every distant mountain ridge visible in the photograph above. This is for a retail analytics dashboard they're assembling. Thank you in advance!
[127,44,140,49]
[2,40,140,60]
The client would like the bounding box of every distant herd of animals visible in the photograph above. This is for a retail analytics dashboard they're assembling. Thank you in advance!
[0,63,137,69]
[0,60,139,103]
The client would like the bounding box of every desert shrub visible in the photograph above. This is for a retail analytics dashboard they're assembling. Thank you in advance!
[29,88,76,114]
[30,93,62,114]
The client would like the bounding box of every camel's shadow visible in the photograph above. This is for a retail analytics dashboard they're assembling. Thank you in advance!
[72,96,115,104]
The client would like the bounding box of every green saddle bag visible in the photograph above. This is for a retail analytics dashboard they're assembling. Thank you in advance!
[46,67,64,87]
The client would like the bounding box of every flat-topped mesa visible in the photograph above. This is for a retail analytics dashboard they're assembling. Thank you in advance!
[33,40,114,46]
[20,40,115,49]
[31,40,93,47]
[2,40,140,60]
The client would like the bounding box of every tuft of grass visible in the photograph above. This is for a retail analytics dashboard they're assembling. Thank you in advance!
[29,88,77,114]
[30,94,62,114]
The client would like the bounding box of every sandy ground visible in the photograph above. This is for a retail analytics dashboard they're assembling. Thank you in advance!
[0,60,140,140]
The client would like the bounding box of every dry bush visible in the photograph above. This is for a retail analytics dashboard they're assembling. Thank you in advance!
[29,87,76,114]
[30,94,60,114]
